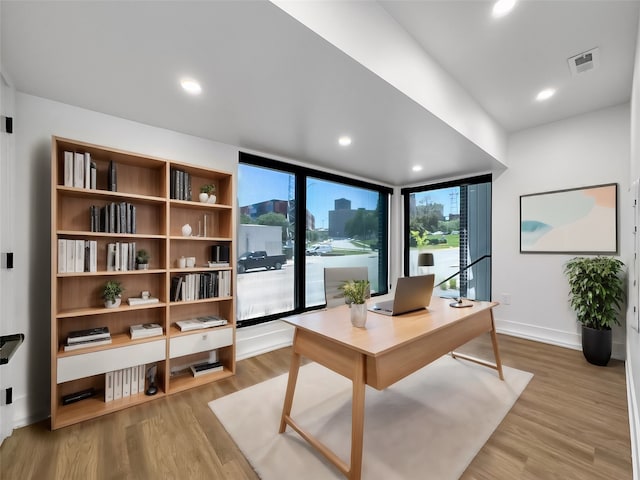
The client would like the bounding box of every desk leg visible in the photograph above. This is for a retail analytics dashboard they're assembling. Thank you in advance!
[348,354,366,480]
[490,310,504,381]
[279,331,302,434]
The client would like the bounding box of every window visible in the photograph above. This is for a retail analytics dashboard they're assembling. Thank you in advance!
[402,175,491,301]
[238,153,390,327]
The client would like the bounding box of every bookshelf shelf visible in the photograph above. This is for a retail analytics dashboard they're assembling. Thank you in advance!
[169,297,232,307]
[168,323,233,338]
[56,269,166,278]
[57,230,167,239]
[56,185,166,204]
[56,302,167,319]
[51,136,235,429]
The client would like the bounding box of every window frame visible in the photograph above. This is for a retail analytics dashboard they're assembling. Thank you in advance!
[238,152,392,327]
[400,174,492,297]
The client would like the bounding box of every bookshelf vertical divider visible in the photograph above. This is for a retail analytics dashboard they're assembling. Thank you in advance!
[51,137,235,429]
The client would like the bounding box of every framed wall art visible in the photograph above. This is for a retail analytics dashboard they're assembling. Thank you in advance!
[520,183,618,254]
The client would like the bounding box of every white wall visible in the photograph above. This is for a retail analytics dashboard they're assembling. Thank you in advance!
[626,10,640,478]
[12,92,401,428]
[493,103,631,358]
[13,93,239,426]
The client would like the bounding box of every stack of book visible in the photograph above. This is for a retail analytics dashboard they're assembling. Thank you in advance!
[57,239,97,273]
[170,271,231,302]
[63,151,96,190]
[127,296,159,306]
[90,202,136,234]
[190,360,223,377]
[64,327,111,351]
[130,323,163,340]
[175,316,227,332]
[105,364,146,402]
[106,242,138,272]
[170,168,192,200]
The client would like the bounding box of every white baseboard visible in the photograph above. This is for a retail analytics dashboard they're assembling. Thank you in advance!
[9,394,46,430]
[495,318,625,360]
[627,347,640,480]
[236,321,294,361]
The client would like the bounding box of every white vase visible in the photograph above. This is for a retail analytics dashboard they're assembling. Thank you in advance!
[350,303,367,328]
[181,224,192,236]
[207,194,217,204]
[199,192,209,203]
[105,298,121,309]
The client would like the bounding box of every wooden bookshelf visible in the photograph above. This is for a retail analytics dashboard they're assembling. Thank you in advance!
[51,136,236,429]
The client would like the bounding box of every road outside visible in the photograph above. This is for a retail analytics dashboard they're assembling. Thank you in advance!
[237,244,462,321]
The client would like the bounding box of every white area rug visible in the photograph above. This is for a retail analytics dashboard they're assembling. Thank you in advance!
[209,355,533,480]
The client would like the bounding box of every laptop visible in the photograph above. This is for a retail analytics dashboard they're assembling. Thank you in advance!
[368,274,435,316]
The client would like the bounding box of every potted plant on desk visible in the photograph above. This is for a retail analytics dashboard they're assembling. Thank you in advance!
[564,256,625,366]
[341,280,371,328]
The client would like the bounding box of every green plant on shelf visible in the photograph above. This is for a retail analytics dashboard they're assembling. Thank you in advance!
[103,280,124,302]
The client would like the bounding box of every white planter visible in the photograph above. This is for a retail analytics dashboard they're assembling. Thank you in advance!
[105,298,121,309]
[207,194,217,204]
[199,192,209,203]
[350,303,367,328]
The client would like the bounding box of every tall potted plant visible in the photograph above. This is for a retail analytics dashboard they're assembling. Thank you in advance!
[564,256,625,366]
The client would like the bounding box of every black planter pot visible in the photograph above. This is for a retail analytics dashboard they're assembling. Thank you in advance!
[581,326,612,366]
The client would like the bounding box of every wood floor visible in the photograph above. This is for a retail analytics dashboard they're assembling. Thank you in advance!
[0,334,631,479]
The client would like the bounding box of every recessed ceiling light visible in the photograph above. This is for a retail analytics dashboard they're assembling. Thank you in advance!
[412,165,423,172]
[180,78,202,95]
[536,88,556,101]
[338,136,352,146]
[492,0,517,18]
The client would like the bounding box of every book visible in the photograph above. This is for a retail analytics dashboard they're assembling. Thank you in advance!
[57,239,67,273]
[176,316,227,332]
[108,160,117,191]
[130,323,163,339]
[190,361,223,377]
[63,151,74,187]
[122,367,131,397]
[107,243,117,271]
[138,364,146,393]
[73,152,84,188]
[90,161,96,189]
[74,239,85,273]
[89,240,97,272]
[127,297,159,306]
[114,369,123,400]
[105,371,114,403]
[63,337,112,351]
[131,365,139,394]
[84,152,91,189]
[65,239,75,272]
[67,326,110,343]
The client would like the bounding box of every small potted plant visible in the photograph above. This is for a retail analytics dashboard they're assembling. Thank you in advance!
[136,249,150,270]
[340,279,371,328]
[103,280,124,308]
[564,256,625,366]
[199,184,216,204]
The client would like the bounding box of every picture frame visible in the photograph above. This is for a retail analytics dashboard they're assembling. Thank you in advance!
[520,183,618,254]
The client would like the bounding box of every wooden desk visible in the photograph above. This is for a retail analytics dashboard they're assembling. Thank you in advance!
[278,296,503,480]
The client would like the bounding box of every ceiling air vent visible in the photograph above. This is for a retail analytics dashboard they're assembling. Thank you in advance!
[567,48,600,76]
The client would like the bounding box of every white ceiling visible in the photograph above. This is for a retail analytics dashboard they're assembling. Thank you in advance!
[2,1,638,186]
